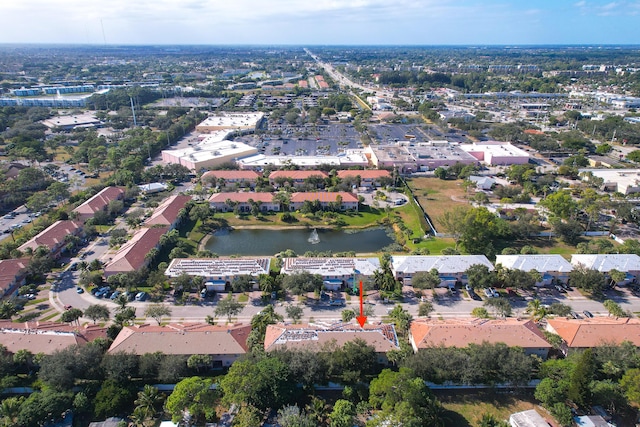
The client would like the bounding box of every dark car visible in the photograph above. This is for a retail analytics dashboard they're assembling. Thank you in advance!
[583,310,594,318]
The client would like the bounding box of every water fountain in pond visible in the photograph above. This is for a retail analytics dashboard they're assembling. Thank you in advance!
[308,228,320,244]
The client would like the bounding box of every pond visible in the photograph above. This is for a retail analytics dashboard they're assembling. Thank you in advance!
[204,227,394,256]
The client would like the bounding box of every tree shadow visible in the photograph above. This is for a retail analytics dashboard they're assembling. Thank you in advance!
[442,409,472,427]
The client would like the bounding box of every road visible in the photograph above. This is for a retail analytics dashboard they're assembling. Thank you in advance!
[305,48,402,102]
[51,275,640,325]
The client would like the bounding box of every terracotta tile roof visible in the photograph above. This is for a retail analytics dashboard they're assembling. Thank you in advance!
[290,192,358,203]
[264,322,399,353]
[0,258,29,295]
[144,195,191,227]
[268,170,328,180]
[209,192,275,204]
[546,318,640,348]
[73,186,124,217]
[104,227,166,275]
[0,321,107,354]
[337,170,391,180]
[18,220,83,253]
[201,170,262,182]
[108,323,251,355]
[410,318,551,350]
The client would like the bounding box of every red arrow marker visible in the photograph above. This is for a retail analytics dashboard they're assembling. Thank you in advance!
[356,280,367,327]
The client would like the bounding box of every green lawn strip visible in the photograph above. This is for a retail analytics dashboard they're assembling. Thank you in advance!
[237,294,249,303]
[24,298,49,307]
[437,390,555,427]
[39,311,60,322]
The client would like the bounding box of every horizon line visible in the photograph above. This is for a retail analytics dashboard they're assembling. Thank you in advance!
[1,42,640,48]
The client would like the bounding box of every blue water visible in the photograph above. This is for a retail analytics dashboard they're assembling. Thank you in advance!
[204,227,394,256]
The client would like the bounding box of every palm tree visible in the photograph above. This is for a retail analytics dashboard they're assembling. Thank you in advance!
[608,269,626,288]
[526,299,547,322]
[133,385,164,426]
[306,396,330,426]
[0,396,23,427]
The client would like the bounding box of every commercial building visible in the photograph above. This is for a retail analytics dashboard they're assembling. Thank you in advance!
[366,142,478,174]
[42,113,102,130]
[161,137,257,171]
[409,319,551,359]
[238,151,369,170]
[460,142,530,166]
[195,112,264,133]
[578,169,640,195]
[390,255,494,286]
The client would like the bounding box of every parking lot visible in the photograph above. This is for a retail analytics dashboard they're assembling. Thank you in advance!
[237,123,363,156]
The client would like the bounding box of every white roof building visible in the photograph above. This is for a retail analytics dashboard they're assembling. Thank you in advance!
[281,257,380,278]
[195,112,264,133]
[571,254,640,274]
[161,137,257,171]
[391,255,494,285]
[460,141,530,166]
[42,112,102,130]
[164,258,271,281]
[578,168,640,195]
[468,175,496,190]
[238,150,369,170]
[509,409,550,427]
[497,254,573,285]
[496,254,573,273]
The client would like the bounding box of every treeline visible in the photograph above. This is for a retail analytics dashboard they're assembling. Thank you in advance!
[534,341,640,426]
[401,342,538,386]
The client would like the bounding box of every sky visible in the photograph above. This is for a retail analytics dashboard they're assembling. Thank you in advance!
[0,0,639,45]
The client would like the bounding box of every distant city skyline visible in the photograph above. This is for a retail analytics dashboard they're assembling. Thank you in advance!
[1,0,639,46]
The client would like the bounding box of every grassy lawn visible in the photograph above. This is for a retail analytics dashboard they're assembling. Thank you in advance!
[407,177,469,228]
[437,390,556,427]
[215,207,388,230]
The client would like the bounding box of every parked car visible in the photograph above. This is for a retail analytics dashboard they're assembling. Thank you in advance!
[329,299,345,307]
[583,310,594,318]
[110,291,121,300]
[64,305,73,310]
[570,311,581,319]
[76,287,84,294]
[135,292,147,301]
[555,285,567,293]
